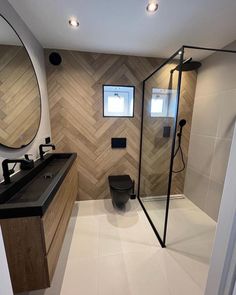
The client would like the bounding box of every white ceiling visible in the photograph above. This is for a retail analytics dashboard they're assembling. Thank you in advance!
[8,0,236,58]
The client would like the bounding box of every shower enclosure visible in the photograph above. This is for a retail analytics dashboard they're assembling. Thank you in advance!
[138,45,236,248]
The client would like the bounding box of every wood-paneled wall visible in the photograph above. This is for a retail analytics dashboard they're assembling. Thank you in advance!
[46,50,197,200]
[46,50,162,200]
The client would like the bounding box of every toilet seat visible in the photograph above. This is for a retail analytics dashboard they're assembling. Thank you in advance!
[108,175,133,191]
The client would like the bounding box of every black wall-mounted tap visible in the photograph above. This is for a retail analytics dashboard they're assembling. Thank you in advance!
[39,144,56,160]
[2,159,31,185]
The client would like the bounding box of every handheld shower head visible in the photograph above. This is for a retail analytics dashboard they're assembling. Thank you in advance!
[177,119,187,138]
[173,119,187,174]
[179,119,186,128]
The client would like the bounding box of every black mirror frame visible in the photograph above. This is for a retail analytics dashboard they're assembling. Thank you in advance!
[0,14,42,150]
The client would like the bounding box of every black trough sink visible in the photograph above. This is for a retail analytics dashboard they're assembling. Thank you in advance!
[0,153,77,218]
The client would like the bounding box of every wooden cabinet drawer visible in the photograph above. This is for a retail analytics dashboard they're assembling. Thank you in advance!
[0,216,49,293]
[46,181,77,280]
[42,163,77,252]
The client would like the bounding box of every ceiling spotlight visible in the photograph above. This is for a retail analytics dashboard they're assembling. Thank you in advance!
[69,18,79,28]
[178,51,182,55]
[146,2,158,13]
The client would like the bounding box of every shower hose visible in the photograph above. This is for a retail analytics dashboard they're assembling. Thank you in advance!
[172,135,186,173]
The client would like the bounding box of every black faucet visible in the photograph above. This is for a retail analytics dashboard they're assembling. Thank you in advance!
[20,154,34,170]
[2,159,31,184]
[39,144,56,160]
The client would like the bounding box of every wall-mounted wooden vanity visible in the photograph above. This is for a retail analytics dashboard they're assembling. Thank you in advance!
[0,153,77,293]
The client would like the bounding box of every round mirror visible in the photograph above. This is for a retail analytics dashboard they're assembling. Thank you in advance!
[0,16,41,149]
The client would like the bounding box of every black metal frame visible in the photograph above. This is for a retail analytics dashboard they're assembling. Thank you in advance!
[137,47,183,247]
[138,44,236,248]
[137,79,166,248]
[137,196,166,248]
[163,48,184,245]
[0,14,42,150]
[102,84,135,118]
[183,45,236,54]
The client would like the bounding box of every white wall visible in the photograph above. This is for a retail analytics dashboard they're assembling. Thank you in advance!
[184,41,236,221]
[205,122,236,295]
[0,227,13,295]
[0,0,51,181]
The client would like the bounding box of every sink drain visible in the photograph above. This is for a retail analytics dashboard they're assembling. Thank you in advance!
[43,173,53,179]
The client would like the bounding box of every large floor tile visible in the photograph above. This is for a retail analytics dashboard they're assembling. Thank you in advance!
[166,207,216,264]
[123,250,171,295]
[160,249,204,295]
[98,250,170,295]
[98,215,123,256]
[20,197,214,295]
[98,254,133,295]
[78,199,141,218]
[68,217,99,259]
[118,215,160,253]
[165,249,209,291]
[61,257,98,295]
[146,202,216,263]
[98,208,160,256]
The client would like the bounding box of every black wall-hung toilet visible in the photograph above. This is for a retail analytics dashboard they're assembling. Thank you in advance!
[108,175,134,209]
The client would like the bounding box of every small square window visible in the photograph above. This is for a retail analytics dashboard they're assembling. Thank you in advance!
[150,88,177,118]
[103,85,135,117]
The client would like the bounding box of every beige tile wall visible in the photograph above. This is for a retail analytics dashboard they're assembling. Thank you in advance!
[184,41,236,221]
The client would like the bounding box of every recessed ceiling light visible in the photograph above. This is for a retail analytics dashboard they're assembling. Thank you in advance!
[69,18,79,28]
[178,51,182,55]
[146,2,158,13]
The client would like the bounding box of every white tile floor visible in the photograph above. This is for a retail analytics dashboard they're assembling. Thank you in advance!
[142,196,217,291]
[20,198,216,295]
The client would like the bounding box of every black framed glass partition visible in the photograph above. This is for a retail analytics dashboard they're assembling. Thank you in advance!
[138,44,236,248]
[138,50,184,247]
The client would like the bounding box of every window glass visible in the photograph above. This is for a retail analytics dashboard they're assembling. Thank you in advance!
[150,88,177,118]
[151,98,164,114]
[108,95,125,113]
[103,85,134,117]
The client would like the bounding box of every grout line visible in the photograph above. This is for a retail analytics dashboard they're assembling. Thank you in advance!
[187,164,211,179]
[187,165,225,186]
[194,87,236,99]
[190,132,233,141]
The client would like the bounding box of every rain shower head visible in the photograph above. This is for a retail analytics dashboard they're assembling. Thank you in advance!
[170,58,202,73]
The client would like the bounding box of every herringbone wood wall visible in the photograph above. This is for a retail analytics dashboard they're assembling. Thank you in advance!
[46,50,197,200]
[0,45,41,148]
[46,50,162,200]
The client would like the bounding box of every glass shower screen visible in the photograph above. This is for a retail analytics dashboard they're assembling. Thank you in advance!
[138,52,183,246]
